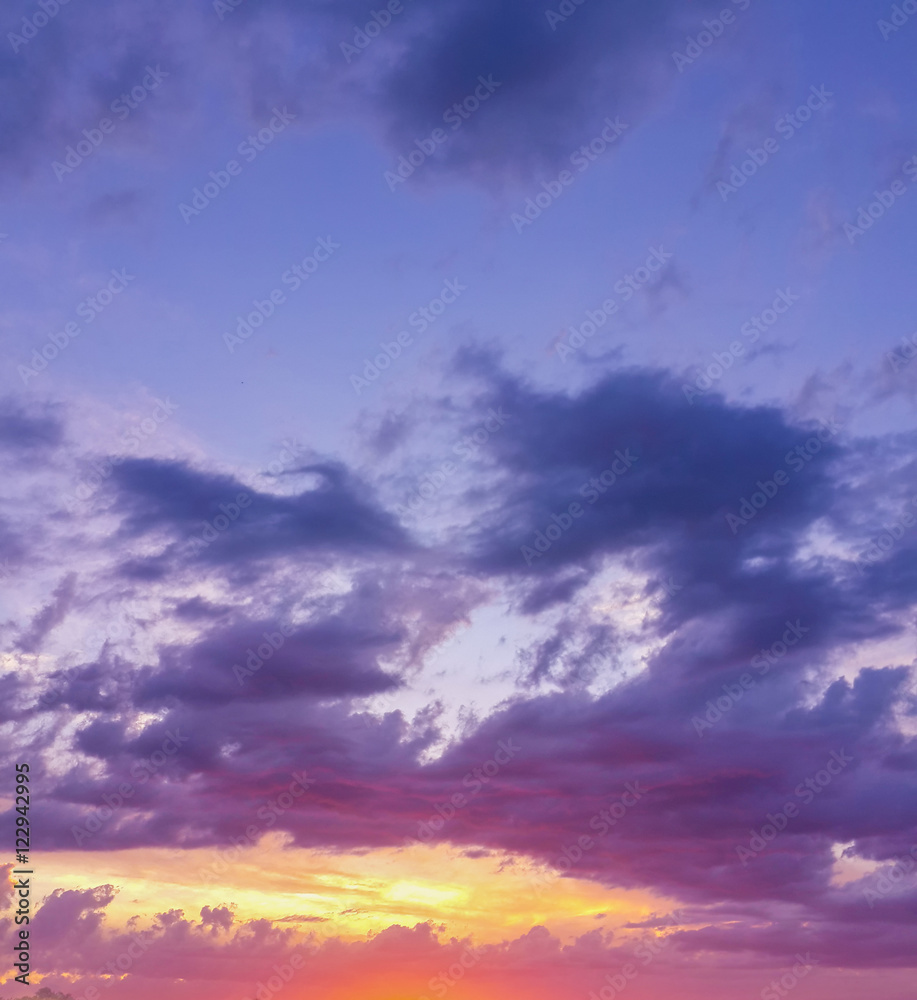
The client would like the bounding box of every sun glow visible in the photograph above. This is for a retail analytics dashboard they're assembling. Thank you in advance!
[39,837,673,943]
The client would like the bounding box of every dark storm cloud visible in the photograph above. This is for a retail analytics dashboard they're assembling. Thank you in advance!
[135,616,401,708]
[458,361,844,582]
[0,0,726,186]
[41,646,917,973]
[105,456,411,570]
[316,0,725,182]
[3,359,917,974]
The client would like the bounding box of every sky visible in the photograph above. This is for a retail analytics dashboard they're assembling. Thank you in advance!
[2,0,917,998]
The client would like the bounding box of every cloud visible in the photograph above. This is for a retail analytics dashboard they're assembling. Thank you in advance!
[9,991,75,1000]
[113,457,404,549]
[0,0,729,188]
[102,456,412,578]
[16,571,78,653]
[304,0,723,185]
[454,359,843,588]
[2,357,917,977]
[0,398,63,452]
[135,615,403,707]
[9,887,917,1000]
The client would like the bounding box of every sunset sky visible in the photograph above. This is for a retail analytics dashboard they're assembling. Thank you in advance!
[2,0,917,998]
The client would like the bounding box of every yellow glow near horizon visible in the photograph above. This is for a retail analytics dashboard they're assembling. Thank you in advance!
[38,837,675,944]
